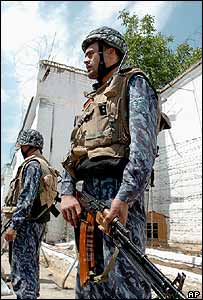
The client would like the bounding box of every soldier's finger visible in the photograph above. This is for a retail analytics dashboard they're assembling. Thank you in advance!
[104,210,117,224]
[62,210,68,222]
[71,208,79,228]
[98,224,110,235]
[75,204,81,218]
[5,234,11,241]
[69,218,75,227]
[65,209,75,227]
[65,209,73,223]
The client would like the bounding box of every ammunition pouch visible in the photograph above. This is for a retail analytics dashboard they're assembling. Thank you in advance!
[62,146,88,178]
[28,192,61,222]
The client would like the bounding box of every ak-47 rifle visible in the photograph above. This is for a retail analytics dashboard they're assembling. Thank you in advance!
[78,190,187,300]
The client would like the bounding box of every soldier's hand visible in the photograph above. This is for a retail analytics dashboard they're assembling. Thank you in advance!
[99,199,128,234]
[5,227,17,241]
[60,195,81,228]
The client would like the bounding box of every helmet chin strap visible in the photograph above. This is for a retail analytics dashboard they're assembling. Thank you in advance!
[97,41,121,84]
[21,146,38,158]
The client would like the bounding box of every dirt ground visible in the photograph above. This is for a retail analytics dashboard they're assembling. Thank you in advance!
[1,246,202,299]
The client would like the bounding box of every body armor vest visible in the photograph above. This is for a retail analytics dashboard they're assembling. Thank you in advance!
[62,67,170,178]
[3,154,59,221]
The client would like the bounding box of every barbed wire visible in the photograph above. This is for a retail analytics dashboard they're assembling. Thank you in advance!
[153,136,202,202]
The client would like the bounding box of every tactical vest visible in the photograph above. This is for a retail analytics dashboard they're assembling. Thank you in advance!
[62,67,170,178]
[3,154,59,221]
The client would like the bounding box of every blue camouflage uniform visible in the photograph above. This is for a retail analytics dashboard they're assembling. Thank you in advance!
[9,160,46,299]
[61,74,158,299]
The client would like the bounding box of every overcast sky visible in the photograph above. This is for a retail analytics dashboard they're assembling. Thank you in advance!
[1,1,202,169]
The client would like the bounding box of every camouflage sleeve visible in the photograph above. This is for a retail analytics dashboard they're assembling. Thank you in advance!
[115,74,158,204]
[61,169,76,196]
[10,160,42,230]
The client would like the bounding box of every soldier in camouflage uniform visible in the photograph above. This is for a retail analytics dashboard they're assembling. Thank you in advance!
[60,26,159,299]
[4,129,58,299]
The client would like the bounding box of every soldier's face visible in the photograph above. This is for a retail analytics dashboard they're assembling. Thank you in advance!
[84,42,100,79]
[21,145,30,158]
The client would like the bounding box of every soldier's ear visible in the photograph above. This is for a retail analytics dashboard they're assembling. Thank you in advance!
[105,47,115,57]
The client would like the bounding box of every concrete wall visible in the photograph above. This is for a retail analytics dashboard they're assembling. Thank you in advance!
[150,61,202,249]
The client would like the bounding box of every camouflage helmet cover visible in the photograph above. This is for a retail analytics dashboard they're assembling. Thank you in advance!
[82,26,128,55]
[16,129,44,150]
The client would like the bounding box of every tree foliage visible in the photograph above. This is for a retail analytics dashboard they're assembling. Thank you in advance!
[118,10,202,89]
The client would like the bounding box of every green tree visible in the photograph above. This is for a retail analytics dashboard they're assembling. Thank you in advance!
[118,10,202,89]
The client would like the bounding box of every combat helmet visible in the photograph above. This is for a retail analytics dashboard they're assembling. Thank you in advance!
[82,26,128,82]
[82,26,127,56]
[16,129,44,151]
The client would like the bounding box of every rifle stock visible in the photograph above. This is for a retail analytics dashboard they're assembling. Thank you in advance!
[78,190,187,300]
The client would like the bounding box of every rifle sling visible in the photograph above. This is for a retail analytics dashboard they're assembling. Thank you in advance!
[93,246,119,284]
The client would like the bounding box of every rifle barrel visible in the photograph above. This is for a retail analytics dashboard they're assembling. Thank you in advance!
[112,224,186,299]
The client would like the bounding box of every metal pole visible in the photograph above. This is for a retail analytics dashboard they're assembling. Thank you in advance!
[62,257,78,289]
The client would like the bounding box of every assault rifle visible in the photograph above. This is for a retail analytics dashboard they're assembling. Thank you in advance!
[1,193,61,236]
[78,190,187,300]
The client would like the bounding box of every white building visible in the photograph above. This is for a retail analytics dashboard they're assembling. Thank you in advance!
[150,59,202,251]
